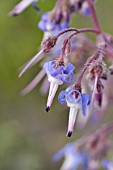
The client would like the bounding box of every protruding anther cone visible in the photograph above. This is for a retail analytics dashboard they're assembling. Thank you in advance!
[46,106,50,112]
[66,131,72,137]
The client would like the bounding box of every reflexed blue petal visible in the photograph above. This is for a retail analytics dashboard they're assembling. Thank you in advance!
[61,73,74,84]
[82,94,90,116]
[50,66,64,77]
[58,90,67,103]
[43,61,55,75]
[53,143,74,161]
[52,148,65,161]
[64,63,75,74]
[44,61,64,77]
[38,20,47,31]
[42,13,48,21]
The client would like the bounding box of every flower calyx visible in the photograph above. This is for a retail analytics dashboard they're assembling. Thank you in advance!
[41,36,57,53]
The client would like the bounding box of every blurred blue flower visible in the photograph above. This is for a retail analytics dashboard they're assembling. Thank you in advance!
[80,1,90,16]
[43,61,75,111]
[80,0,96,16]
[102,159,113,170]
[53,142,89,170]
[38,12,69,33]
[58,86,90,137]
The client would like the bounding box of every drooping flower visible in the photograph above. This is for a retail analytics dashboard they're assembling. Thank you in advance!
[58,86,90,137]
[9,0,40,16]
[53,142,89,170]
[43,60,75,111]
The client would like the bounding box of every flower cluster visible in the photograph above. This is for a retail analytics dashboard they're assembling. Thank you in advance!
[8,0,113,138]
[7,0,113,169]
[43,60,75,111]
[53,123,113,170]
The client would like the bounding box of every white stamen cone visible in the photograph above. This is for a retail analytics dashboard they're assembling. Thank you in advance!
[46,83,59,111]
[66,107,78,137]
[9,0,37,16]
[48,82,55,98]
[19,49,44,77]
[60,155,74,170]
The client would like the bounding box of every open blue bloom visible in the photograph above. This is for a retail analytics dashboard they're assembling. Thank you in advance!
[53,142,89,170]
[38,12,69,33]
[43,61,75,111]
[44,61,75,84]
[102,159,113,170]
[58,86,90,137]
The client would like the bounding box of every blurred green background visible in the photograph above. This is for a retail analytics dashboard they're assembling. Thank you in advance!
[0,0,113,170]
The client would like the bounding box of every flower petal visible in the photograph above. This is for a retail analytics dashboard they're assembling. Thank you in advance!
[58,90,67,104]
[38,20,47,31]
[64,63,75,74]
[82,94,90,116]
[52,148,65,161]
[43,61,64,77]
[61,72,74,84]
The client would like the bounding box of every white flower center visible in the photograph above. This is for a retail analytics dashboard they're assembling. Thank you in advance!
[48,76,63,85]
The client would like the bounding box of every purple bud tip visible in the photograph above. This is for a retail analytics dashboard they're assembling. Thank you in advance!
[46,107,50,112]
[66,131,72,137]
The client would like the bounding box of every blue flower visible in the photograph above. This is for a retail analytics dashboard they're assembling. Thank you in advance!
[43,61,75,111]
[80,2,91,16]
[102,159,113,170]
[44,61,75,84]
[58,86,90,137]
[53,142,89,170]
[38,12,69,33]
